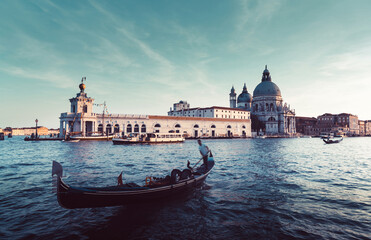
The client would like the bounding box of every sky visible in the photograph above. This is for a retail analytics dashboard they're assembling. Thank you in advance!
[1,0,371,128]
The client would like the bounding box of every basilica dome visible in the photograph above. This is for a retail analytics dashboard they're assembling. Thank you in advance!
[237,83,252,103]
[253,66,281,97]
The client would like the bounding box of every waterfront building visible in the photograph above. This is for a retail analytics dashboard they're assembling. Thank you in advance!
[168,102,250,120]
[316,113,359,136]
[23,127,49,136]
[59,80,252,138]
[295,117,317,135]
[359,120,365,136]
[230,66,296,136]
[365,120,371,136]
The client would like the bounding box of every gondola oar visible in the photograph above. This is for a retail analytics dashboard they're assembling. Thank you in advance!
[187,157,203,170]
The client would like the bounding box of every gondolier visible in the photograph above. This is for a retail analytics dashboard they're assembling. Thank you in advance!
[198,139,210,169]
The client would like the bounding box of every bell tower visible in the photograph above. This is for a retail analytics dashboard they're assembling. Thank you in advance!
[69,77,94,115]
[229,86,236,108]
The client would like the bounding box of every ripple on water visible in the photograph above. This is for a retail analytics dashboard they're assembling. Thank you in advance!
[0,136,370,239]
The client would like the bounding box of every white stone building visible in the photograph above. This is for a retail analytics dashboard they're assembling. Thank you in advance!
[59,80,252,138]
[230,66,296,136]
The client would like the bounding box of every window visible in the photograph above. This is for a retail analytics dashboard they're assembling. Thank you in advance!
[194,124,199,128]
[127,124,132,133]
[227,125,231,128]
[211,125,216,128]
[98,124,103,133]
[175,124,181,128]
[114,124,120,133]
[154,123,161,128]
[83,105,88,113]
[134,124,139,133]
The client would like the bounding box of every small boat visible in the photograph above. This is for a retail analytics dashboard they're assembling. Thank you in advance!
[323,137,343,144]
[62,139,80,143]
[70,134,113,141]
[113,133,185,145]
[0,132,4,140]
[52,153,214,209]
[8,133,12,138]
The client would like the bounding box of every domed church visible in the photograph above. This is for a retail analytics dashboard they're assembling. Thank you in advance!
[230,66,296,136]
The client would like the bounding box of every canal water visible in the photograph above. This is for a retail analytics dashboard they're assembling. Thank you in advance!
[0,136,370,239]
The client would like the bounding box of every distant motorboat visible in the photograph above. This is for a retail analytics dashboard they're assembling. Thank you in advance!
[255,135,266,139]
[113,133,185,145]
[62,139,80,143]
[69,134,113,141]
[300,136,312,138]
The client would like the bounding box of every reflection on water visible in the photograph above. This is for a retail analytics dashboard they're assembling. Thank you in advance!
[0,136,370,239]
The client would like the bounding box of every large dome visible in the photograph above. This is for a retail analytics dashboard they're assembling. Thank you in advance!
[253,81,281,97]
[253,66,281,97]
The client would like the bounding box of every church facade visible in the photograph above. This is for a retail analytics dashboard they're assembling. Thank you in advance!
[230,66,296,136]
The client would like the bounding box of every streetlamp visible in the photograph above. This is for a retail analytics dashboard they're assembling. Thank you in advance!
[35,119,38,139]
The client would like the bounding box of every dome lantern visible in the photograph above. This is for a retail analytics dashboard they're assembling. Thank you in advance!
[79,77,86,92]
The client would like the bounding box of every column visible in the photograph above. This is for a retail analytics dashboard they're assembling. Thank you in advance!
[60,120,64,138]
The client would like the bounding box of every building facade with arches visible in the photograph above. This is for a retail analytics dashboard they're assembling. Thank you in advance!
[59,81,252,138]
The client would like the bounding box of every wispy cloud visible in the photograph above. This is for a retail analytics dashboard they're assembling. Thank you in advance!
[0,65,75,88]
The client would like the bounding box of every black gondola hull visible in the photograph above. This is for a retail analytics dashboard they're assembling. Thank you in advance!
[56,159,214,209]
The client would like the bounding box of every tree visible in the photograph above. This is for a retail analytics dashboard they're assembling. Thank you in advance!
[251,114,265,133]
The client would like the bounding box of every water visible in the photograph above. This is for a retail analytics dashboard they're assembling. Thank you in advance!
[0,136,370,240]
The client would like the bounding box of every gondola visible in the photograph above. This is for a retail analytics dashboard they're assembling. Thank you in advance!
[323,137,343,144]
[52,153,214,209]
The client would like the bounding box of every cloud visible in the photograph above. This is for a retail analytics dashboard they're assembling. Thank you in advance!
[0,65,75,88]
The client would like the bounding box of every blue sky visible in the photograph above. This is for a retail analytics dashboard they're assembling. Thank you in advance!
[1,0,371,128]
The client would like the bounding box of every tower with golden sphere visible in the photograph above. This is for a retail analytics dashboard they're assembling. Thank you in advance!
[69,77,94,115]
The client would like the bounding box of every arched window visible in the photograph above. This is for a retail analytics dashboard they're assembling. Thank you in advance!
[141,124,146,133]
[106,124,112,134]
[227,125,231,128]
[268,117,276,121]
[211,125,216,128]
[154,123,161,128]
[98,124,103,133]
[134,124,139,132]
[127,124,132,133]
[242,125,246,129]
[194,124,199,128]
[255,104,258,112]
[83,105,88,113]
[114,124,120,133]
[270,103,274,112]
[266,103,269,111]
[175,124,181,128]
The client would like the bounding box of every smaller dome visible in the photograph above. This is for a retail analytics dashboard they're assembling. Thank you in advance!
[237,92,252,103]
[237,83,252,103]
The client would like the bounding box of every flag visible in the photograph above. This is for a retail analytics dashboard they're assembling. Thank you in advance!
[117,171,123,186]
